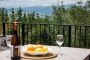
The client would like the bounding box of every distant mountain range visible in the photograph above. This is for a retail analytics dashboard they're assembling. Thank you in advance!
[4,3,74,17]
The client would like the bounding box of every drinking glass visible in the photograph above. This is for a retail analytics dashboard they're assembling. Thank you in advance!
[56,34,64,55]
[6,35,13,58]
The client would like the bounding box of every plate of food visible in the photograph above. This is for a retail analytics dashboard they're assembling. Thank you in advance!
[23,44,52,55]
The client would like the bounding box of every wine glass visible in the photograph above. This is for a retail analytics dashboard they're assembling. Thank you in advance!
[56,34,64,55]
[6,35,13,58]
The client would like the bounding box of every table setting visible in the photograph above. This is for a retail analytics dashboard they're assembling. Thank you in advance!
[20,34,64,60]
[21,44,58,59]
[0,34,90,60]
[3,34,63,60]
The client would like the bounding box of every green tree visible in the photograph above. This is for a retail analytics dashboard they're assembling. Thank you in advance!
[85,0,90,10]
[22,12,27,22]
[10,8,15,22]
[52,1,67,24]
[69,5,88,24]
[17,7,22,22]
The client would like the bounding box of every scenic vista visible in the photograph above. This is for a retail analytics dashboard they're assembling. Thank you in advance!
[0,0,90,47]
[0,0,90,60]
[0,0,87,16]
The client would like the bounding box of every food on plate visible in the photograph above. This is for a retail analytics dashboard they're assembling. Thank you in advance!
[27,44,48,52]
[36,44,43,48]
[43,47,48,52]
[34,48,44,52]
[27,46,36,52]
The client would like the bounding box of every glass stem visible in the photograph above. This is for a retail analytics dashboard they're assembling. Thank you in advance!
[59,45,61,53]
[58,45,63,55]
[59,45,61,48]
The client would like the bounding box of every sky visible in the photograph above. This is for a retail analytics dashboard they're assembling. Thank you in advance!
[0,0,87,7]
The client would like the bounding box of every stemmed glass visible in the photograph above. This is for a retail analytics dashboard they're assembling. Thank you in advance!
[56,34,64,55]
[6,35,13,58]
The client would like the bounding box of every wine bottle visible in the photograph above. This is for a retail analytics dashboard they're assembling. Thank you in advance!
[11,22,21,59]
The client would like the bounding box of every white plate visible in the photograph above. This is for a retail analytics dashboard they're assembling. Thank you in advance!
[22,47,52,55]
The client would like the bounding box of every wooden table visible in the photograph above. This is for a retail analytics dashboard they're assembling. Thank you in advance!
[0,44,90,60]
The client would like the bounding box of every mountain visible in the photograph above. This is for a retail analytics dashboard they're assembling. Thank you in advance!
[5,6,53,17]
[3,3,74,17]
[22,6,53,16]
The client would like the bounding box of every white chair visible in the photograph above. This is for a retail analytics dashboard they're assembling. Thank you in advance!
[6,35,13,47]
[0,36,6,46]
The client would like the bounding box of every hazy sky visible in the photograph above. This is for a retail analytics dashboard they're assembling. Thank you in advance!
[0,0,87,7]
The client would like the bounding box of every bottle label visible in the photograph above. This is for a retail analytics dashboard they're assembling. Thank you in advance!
[11,45,21,57]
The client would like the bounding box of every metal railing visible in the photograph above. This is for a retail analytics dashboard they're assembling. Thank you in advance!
[2,22,90,48]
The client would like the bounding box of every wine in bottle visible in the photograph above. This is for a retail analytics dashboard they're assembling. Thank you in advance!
[11,22,21,59]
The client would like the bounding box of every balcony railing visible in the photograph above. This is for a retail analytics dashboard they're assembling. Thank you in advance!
[2,22,90,48]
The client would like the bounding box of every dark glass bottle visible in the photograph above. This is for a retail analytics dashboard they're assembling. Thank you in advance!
[11,22,21,59]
